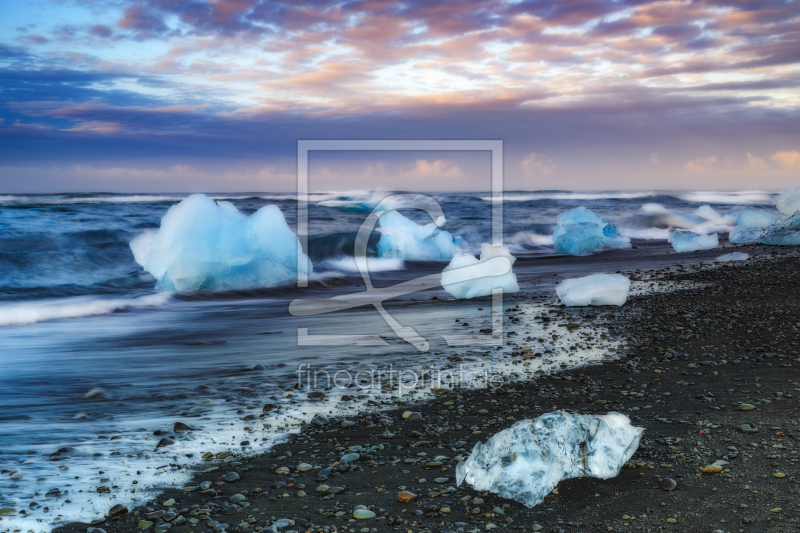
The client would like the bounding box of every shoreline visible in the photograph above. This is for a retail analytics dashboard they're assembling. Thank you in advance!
[36,245,800,533]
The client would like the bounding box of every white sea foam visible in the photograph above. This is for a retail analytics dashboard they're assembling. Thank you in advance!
[318,256,405,272]
[0,293,171,327]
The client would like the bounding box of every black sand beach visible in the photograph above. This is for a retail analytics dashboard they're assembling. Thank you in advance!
[54,245,799,533]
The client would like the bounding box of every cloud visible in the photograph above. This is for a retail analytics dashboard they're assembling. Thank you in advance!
[405,159,465,180]
[521,152,555,176]
[771,150,800,169]
[685,156,718,173]
[746,152,766,169]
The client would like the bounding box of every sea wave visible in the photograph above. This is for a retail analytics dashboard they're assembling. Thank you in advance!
[0,293,172,327]
[678,191,773,204]
[480,192,658,202]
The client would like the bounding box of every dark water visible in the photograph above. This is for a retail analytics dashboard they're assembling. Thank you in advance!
[0,190,779,530]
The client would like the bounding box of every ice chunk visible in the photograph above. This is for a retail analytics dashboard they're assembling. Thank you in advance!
[728,226,762,244]
[456,411,643,508]
[734,209,778,228]
[758,187,800,246]
[668,228,718,252]
[716,252,749,262]
[552,207,630,255]
[376,210,461,261]
[556,273,630,307]
[774,186,800,216]
[441,244,519,299]
[130,194,311,292]
[759,212,800,245]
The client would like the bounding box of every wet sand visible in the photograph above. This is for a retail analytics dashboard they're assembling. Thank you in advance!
[54,244,800,533]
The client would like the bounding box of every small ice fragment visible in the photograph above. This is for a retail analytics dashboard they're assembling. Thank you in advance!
[456,411,643,508]
[130,193,311,292]
[552,207,630,255]
[668,228,718,253]
[441,244,519,299]
[376,210,461,261]
[556,273,630,307]
[716,252,749,262]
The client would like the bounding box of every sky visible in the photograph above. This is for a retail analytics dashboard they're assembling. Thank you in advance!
[0,0,799,193]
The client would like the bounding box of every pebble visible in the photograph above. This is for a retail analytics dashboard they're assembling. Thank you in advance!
[0,508,17,516]
[275,467,290,474]
[738,403,756,411]
[531,525,542,532]
[174,421,193,432]
[297,462,313,472]
[138,520,153,529]
[108,504,128,516]
[341,453,360,462]
[397,491,417,503]
[353,509,376,519]
[156,437,175,448]
[659,478,677,491]
[229,494,246,503]
[699,465,723,474]
[308,391,325,400]
[222,472,240,482]
[311,414,329,426]
[162,498,175,507]
[739,424,758,434]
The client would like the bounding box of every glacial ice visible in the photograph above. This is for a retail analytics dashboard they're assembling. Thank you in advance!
[376,210,461,261]
[716,252,749,262]
[441,244,519,299]
[735,209,778,228]
[668,228,718,253]
[130,194,311,292]
[556,273,630,307]
[456,411,643,508]
[552,207,630,255]
[758,187,800,246]
[774,186,800,216]
[728,226,763,244]
[726,209,778,243]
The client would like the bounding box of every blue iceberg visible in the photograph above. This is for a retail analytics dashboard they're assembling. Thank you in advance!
[552,207,630,255]
[727,209,778,243]
[759,187,800,246]
[130,194,311,292]
[735,209,779,228]
[376,210,461,261]
[441,244,519,299]
[668,228,718,253]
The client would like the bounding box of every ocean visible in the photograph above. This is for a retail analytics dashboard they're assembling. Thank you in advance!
[0,189,780,530]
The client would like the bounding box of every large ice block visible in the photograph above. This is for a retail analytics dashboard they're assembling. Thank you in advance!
[456,411,643,508]
[552,207,630,255]
[774,186,800,216]
[376,210,461,260]
[668,228,718,252]
[735,209,779,228]
[728,226,763,244]
[758,187,800,246]
[441,244,519,299]
[130,194,311,292]
[556,273,630,307]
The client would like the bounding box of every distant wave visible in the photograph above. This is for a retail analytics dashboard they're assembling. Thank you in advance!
[480,192,658,202]
[507,231,554,246]
[678,191,773,204]
[0,293,172,327]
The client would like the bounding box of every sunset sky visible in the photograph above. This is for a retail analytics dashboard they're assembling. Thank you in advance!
[1,0,799,192]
